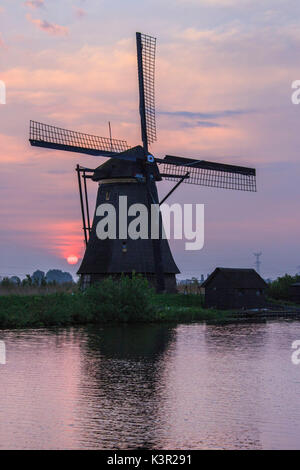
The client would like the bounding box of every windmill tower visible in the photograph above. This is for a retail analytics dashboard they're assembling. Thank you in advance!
[29,32,257,293]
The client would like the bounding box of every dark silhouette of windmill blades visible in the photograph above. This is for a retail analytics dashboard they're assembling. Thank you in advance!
[136,33,157,147]
[29,120,129,157]
[159,155,257,192]
[29,120,257,191]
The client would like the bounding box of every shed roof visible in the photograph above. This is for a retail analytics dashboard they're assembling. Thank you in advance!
[202,267,267,289]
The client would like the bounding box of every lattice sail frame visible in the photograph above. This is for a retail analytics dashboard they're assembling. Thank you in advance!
[139,34,157,145]
[29,120,129,155]
[159,159,257,192]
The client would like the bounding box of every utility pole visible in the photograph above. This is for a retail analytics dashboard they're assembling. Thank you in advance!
[253,252,262,274]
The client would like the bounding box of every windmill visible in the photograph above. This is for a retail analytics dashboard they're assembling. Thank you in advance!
[29,32,257,293]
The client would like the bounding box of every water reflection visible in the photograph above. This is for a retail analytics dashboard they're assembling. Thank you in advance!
[160,323,268,449]
[1,321,300,449]
[76,325,174,449]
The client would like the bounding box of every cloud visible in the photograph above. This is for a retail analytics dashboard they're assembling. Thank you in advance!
[178,26,240,43]
[181,120,222,128]
[177,0,251,5]
[159,109,253,119]
[74,7,86,19]
[0,133,34,164]
[26,14,69,36]
[25,0,45,9]
[159,109,253,129]
[0,33,5,48]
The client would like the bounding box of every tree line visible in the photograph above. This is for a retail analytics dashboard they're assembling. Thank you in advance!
[1,269,74,287]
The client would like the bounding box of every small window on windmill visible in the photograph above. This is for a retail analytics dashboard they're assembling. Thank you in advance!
[106,191,110,201]
[122,242,127,253]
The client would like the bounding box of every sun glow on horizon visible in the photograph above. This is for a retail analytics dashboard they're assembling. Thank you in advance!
[67,255,79,265]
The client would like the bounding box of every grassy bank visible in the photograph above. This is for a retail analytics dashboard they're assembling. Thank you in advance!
[0,281,75,296]
[0,276,229,329]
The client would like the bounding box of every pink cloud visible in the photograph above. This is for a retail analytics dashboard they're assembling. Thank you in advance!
[0,133,34,164]
[26,14,69,36]
[0,33,5,48]
[25,0,45,9]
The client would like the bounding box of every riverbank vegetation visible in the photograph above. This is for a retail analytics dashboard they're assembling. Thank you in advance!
[0,273,74,296]
[1,274,299,329]
[267,274,300,301]
[0,275,228,328]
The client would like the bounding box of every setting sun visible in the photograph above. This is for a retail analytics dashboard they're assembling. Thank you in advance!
[67,255,78,265]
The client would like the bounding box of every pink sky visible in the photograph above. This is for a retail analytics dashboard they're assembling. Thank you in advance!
[0,0,300,280]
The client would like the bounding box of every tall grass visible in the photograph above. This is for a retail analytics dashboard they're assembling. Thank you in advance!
[0,275,223,329]
[0,282,75,296]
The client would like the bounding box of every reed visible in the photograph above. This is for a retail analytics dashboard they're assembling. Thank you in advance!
[0,276,224,329]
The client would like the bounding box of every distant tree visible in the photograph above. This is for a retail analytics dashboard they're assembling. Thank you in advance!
[268,274,300,300]
[32,270,45,286]
[45,269,73,284]
[22,274,33,286]
[1,277,11,288]
[10,276,21,285]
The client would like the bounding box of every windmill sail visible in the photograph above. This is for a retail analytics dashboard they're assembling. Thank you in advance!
[159,155,257,191]
[136,33,157,150]
[29,120,129,156]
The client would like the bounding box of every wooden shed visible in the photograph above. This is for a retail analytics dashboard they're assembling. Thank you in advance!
[202,267,268,310]
[289,283,300,303]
